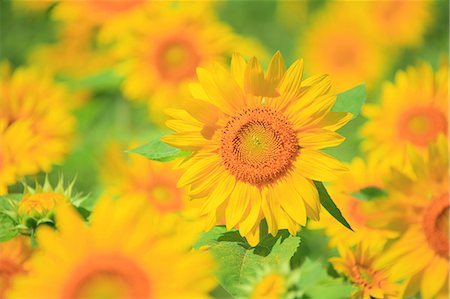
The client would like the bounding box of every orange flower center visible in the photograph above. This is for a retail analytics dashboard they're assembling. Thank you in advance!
[18,192,66,216]
[153,33,200,82]
[350,264,376,289]
[221,107,298,186]
[422,193,449,258]
[61,254,151,299]
[148,180,184,212]
[398,106,447,147]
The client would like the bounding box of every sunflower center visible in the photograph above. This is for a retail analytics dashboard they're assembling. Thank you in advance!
[62,254,151,299]
[398,106,447,147]
[251,273,286,299]
[422,193,449,258]
[154,34,200,82]
[221,107,298,186]
[18,192,66,216]
[350,264,376,289]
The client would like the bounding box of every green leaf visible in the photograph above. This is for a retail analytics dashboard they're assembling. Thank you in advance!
[296,259,354,299]
[314,181,353,231]
[128,132,191,162]
[58,69,123,91]
[0,213,19,242]
[351,186,388,201]
[194,228,300,297]
[332,84,366,118]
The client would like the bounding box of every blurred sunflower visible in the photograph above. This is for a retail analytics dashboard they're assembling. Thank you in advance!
[163,52,351,246]
[309,157,398,249]
[100,143,185,214]
[300,3,386,92]
[381,135,448,299]
[0,64,75,194]
[363,0,431,48]
[331,243,400,299]
[0,237,31,299]
[6,196,216,299]
[361,62,448,167]
[115,4,266,125]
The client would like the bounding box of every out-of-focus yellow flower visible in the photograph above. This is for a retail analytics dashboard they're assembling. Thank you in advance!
[100,143,185,214]
[114,3,266,125]
[331,243,401,299]
[0,237,31,299]
[0,64,75,194]
[361,62,448,168]
[300,3,386,92]
[363,0,431,48]
[309,157,398,250]
[6,195,216,299]
[380,135,448,299]
[163,52,352,246]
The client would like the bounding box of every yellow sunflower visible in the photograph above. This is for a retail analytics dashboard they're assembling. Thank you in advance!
[115,3,266,125]
[100,143,185,214]
[330,243,401,299]
[162,52,352,246]
[309,157,398,250]
[300,3,386,92]
[363,0,431,48]
[380,135,449,299]
[6,195,216,299]
[243,264,291,299]
[0,64,75,193]
[0,237,31,299]
[361,62,448,168]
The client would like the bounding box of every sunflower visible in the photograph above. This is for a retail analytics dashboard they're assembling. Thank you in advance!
[2,176,86,235]
[6,195,216,299]
[0,237,31,299]
[162,52,352,246]
[330,243,400,299]
[100,143,185,214]
[363,0,431,48]
[300,3,387,92]
[309,157,398,250]
[115,3,266,125]
[361,62,448,168]
[380,135,449,299]
[0,64,75,193]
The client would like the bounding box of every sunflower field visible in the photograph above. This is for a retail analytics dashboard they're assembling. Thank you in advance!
[0,1,449,298]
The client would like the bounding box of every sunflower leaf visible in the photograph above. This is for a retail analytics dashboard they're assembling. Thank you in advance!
[351,186,388,201]
[0,213,19,242]
[127,132,191,162]
[194,228,300,297]
[332,83,366,118]
[314,181,353,231]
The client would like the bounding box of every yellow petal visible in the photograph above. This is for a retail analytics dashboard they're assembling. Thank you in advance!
[277,59,304,107]
[161,132,210,151]
[231,53,247,89]
[421,256,448,299]
[265,51,286,96]
[199,173,236,215]
[244,57,265,96]
[177,154,221,187]
[289,173,320,220]
[298,128,345,150]
[276,179,306,226]
[316,112,353,131]
[225,182,250,229]
[239,188,262,236]
[295,149,347,181]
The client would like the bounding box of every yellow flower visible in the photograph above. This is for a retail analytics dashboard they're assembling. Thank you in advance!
[100,143,185,214]
[245,265,291,299]
[330,243,400,299]
[6,195,216,299]
[163,52,352,246]
[115,3,266,125]
[361,62,448,168]
[0,64,75,194]
[363,0,431,48]
[309,157,398,250]
[380,135,449,299]
[300,3,387,92]
[0,237,31,299]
